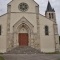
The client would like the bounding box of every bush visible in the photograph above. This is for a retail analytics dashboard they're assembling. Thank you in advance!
[0,56,4,60]
[59,36,60,44]
[58,58,60,60]
[59,36,60,40]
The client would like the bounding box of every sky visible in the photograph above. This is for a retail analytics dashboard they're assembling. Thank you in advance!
[0,0,60,35]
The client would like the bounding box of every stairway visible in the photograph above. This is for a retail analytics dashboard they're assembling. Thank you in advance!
[6,46,41,54]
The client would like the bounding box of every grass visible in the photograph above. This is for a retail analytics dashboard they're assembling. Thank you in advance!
[57,58,60,60]
[0,53,3,54]
[44,51,60,54]
[0,56,4,60]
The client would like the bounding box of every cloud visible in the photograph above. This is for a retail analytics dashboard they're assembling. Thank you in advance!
[0,0,11,14]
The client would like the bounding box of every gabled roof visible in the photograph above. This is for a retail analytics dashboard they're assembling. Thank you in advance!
[8,0,39,6]
[0,13,7,17]
[46,1,55,12]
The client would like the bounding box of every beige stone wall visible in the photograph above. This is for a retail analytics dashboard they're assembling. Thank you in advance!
[0,0,59,53]
[10,13,37,33]
[0,14,7,53]
[9,13,38,48]
[8,0,38,13]
[39,15,55,52]
[7,0,56,52]
[55,35,59,51]
[6,0,39,49]
[8,0,39,49]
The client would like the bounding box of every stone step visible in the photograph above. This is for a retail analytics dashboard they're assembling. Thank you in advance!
[6,46,41,54]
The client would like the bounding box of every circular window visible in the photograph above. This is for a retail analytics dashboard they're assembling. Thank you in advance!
[18,2,29,12]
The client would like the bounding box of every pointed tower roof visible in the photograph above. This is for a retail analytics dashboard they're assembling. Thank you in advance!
[46,1,55,12]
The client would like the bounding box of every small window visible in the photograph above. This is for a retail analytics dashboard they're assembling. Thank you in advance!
[49,13,51,19]
[0,25,1,35]
[52,13,54,19]
[45,26,49,35]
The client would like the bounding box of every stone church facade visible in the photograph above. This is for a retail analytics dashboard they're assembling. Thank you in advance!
[0,0,59,53]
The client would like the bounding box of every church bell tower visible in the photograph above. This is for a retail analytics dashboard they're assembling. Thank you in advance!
[45,1,56,23]
[45,1,59,52]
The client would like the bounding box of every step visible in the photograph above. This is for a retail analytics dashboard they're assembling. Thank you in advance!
[6,46,41,54]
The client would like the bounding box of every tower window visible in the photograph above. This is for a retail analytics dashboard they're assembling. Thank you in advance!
[0,25,1,35]
[49,13,51,19]
[45,26,49,35]
[52,13,54,19]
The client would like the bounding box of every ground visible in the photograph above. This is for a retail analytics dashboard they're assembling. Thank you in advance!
[0,46,60,60]
[0,54,60,60]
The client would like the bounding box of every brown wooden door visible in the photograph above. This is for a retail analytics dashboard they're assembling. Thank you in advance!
[18,33,28,46]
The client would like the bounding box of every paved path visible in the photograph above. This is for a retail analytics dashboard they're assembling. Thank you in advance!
[2,54,60,60]
[1,46,60,60]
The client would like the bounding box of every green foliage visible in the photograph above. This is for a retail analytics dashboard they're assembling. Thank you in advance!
[59,36,60,44]
[45,51,60,54]
[59,36,60,40]
[0,56,4,60]
[57,58,60,60]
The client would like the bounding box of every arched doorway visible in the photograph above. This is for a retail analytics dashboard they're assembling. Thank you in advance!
[18,27,28,46]
[13,17,34,47]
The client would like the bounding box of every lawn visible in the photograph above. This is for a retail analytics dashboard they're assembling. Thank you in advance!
[0,56,4,60]
[58,59,60,60]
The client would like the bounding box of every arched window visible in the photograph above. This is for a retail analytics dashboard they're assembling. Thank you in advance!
[0,25,1,35]
[52,13,54,19]
[49,13,51,19]
[45,26,49,35]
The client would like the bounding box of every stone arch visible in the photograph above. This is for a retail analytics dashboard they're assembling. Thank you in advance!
[13,17,34,47]
[19,27,28,33]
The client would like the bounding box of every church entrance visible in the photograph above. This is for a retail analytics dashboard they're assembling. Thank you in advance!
[13,17,34,47]
[18,33,28,46]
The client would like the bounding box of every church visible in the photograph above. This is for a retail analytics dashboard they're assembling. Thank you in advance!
[0,0,59,53]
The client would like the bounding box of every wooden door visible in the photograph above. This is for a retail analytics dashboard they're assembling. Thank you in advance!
[18,33,28,46]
